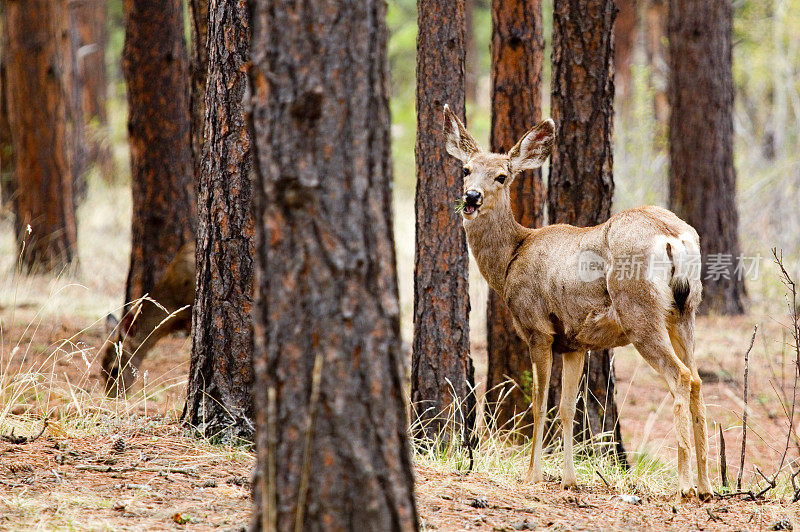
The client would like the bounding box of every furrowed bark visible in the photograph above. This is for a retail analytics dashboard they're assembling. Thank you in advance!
[3,0,78,272]
[183,0,255,443]
[248,0,418,528]
[412,0,476,446]
[122,0,196,304]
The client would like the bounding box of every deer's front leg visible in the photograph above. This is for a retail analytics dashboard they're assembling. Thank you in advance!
[525,339,553,483]
[560,350,585,489]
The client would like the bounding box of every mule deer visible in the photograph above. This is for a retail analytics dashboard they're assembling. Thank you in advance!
[443,105,711,500]
[100,243,195,396]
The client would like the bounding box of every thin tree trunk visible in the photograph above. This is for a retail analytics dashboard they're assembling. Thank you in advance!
[188,0,209,183]
[248,0,418,529]
[645,0,668,135]
[668,0,745,315]
[73,0,114,181]
[0,20,13,213]
[464,0,477,107]
[412,0,476,446]
[183,0,254,443]
[549,0,626,462]
[122,0,195,305]
[486,0,544,436]
[615,0,638,104]
[68,2,88,203]
[3,0,78,272]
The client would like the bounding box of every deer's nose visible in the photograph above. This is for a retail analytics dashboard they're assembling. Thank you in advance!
[464,190,482,205]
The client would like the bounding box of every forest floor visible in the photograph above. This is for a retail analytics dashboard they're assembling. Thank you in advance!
[0,302,798,530]
[1,187,800,529]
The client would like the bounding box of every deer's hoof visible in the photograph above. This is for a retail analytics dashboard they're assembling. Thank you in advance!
[677,486,698,502]
[561,479,578,491]
[697,489,713,502]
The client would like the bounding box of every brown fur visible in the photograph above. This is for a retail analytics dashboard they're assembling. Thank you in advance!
[443,105,711,500]
[100,243,195,396]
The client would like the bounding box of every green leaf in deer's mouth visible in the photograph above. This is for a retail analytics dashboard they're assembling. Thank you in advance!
[454,198,466,214]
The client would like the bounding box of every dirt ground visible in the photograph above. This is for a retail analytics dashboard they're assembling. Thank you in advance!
[416,465,799,531]
[1,302,799,530]
[0,422,253,531]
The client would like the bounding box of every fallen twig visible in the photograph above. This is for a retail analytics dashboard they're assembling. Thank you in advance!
[706,508,723,523]
[74,464,199,477]
[0,419,48,445]
[595,469,611,488]
[489,504,537,514]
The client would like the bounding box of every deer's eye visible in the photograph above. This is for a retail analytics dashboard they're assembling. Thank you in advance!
[463,167,470,176]
[495,174,507,184]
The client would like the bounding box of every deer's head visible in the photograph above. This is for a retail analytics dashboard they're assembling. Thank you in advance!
[443,104,555,220]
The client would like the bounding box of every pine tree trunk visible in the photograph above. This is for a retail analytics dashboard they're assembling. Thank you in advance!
[486,0,544,436]
[248,0,418,529]
[412,0,476,445]
[72,0,114,181]
[668,0,744,315]
[183,0,254,443]
[122,0,195,304]
[645,0,669,134]
[549,0,626,461]
[188,0,209,183]
[67,2,88,203]
[3,0,78,272]
[615,0,638,104]
[0,24,13,213]
[464,0,477,107]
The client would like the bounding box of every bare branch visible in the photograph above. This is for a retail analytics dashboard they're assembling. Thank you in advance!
[738,325,757,490]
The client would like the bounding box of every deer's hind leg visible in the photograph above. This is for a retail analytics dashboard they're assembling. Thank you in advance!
[612,289,696,499]
[630,326,696,499]
[669,314,711,500]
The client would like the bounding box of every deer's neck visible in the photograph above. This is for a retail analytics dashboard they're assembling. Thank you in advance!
[463,192,530,296]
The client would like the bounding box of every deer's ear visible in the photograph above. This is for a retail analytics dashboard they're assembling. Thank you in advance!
[508,118,555,173]
[443,104,479,162]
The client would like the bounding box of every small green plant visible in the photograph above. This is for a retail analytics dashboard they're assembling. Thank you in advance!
[454,198,466,214]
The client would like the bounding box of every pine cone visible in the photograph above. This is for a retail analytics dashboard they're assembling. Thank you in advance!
[112,437,126,454]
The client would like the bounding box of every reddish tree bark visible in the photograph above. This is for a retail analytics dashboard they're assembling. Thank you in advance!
[248,0,418,528]
[183,0,255,443]
[645,0,669,132]
[668,0,745,315]
[188,0,209,182]
[0,23,13,213]
[3,0,78,272]
[486,0,544,436]
[412,0,476,444]
[615,0,638,103]
[549,0,626,461]
[122,0,196,304]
